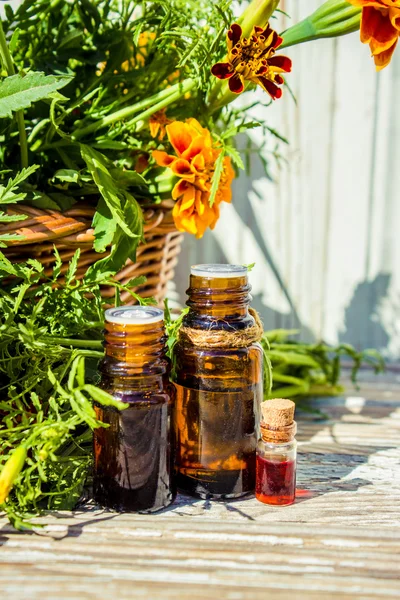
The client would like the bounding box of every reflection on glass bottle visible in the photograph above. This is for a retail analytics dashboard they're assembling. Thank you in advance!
[93,306,176,512]
[173,264,263,499]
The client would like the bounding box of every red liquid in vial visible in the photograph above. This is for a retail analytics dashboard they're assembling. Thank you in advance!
[255,455,296,505]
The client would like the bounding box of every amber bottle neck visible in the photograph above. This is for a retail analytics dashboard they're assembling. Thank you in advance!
[101,319,168,380]
[185,274,253,325]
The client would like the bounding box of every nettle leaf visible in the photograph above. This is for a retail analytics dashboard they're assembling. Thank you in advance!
[0,72,72,119]
[80,144,143,241]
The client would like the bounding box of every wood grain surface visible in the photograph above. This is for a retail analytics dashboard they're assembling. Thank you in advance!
[1,377,399,599]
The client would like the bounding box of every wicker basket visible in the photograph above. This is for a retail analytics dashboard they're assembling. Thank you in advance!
[1,201,183,305]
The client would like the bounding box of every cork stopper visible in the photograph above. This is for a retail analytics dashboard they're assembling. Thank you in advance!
[261,399,296,444]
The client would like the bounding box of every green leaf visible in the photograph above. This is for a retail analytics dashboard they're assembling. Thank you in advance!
[0,72,72,118]
[0,165,39,205]
[28,192,60,210]
[83,385,128,410]
[80,144,143,240]
[0,211,26,223]
[92,197,116,253]
[244,262,255,272]
[209,150,225,208]
[85,222,141,282]
[0,233,25,247]
[222,121,260,140]
[225,145,245,170]
[47,193,76,211]
[58,29,84,50]
[110,168,147,188]
[265,126,289,145]
[52,246,63,280]
[65,248,80,285]
[9,28,21,54]
[53,170,80,184]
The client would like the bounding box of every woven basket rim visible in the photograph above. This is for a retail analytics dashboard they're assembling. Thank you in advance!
[1,200,178,247]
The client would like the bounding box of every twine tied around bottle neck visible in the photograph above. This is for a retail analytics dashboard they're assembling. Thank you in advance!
[178,307,263,349]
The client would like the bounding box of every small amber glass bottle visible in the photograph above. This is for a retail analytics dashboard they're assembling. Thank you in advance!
[93,306,176,512]
[256,399,297,506]
[173,264,263,499]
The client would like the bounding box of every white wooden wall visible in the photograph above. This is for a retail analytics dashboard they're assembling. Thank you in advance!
[173,0,400,363]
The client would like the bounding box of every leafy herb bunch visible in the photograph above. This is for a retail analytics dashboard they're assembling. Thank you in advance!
[0,0,249,273]
[0,244,154,529]
[0,0,363,271]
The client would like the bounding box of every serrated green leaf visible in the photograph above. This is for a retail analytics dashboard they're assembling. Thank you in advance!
[0,72,72,118]
[0,234,25,247]
[222,120,260,140]
[0,165,39,205]
[52,246,63,280]
[209,150,224,208]
[0,211,27,223]
[80,144,143,240]
[65,248,80,285]
[225,145,244,170]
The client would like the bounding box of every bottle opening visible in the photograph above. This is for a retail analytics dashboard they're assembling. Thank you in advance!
[105,306,164,325]
[191,264,248,278]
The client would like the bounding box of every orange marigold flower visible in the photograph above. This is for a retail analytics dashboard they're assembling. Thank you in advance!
[211,22,292,99]
[149,109,173,140]
[347,0,400,70]
[152,119,235,238]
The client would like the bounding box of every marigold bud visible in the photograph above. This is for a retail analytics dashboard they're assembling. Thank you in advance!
[280,0,361,48]
[0,446,27,504]
[238,0,280,38]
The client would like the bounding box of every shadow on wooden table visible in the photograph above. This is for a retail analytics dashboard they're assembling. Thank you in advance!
[293,390,398,504]
[0,510,118,543]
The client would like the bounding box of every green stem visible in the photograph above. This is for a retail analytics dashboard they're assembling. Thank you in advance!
[0,20,28,168]
[42,337,104,350]
[72,78,196,140]
[125,84,191,129]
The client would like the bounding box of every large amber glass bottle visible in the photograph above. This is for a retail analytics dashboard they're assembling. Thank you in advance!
[173,264,263,499]
[93,306,176,512]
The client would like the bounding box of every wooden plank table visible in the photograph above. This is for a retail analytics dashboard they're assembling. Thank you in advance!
[1,376,400,599]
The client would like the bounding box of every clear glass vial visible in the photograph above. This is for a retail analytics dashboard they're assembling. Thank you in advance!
[172,264,263,500]
[93,306,176,512]
[256,399,297,506]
